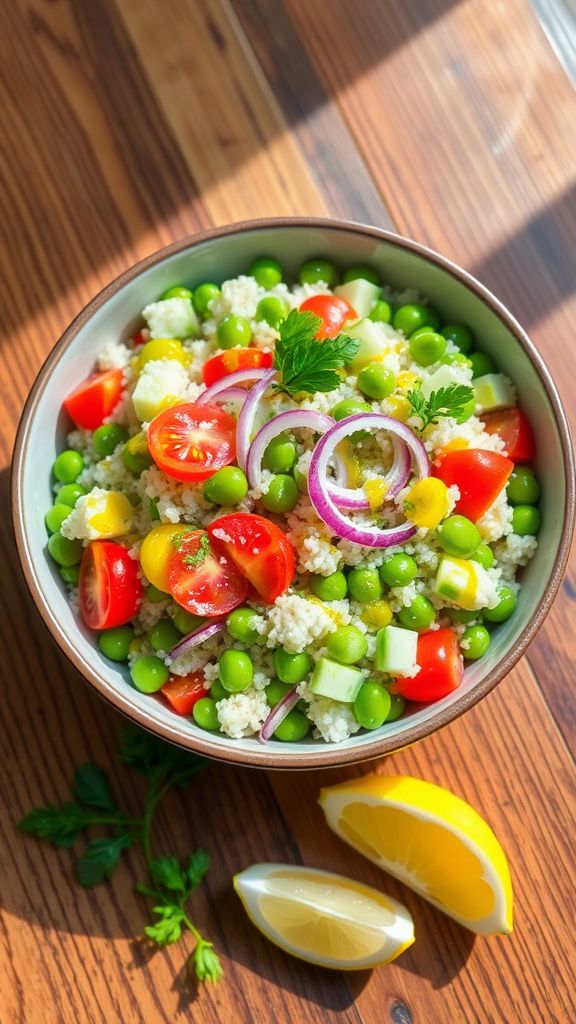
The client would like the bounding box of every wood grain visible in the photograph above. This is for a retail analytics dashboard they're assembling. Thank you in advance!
[0,0,574,1021]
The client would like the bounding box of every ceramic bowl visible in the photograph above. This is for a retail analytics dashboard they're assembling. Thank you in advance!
[12,218,574,769]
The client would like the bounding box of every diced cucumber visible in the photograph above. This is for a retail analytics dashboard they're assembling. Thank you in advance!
[473,373,515,414]
[132,361,186,422]
[434,556,498,611]
[420,364,468,400]
[309,657,364,703]
[335,279,381,319]
[345,319,392,371]
[375,625,418,676]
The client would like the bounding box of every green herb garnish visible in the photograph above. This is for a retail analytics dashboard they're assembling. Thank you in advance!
[19,727,222,986]
[273,309,359,396]
[183,532,211,568]
[407,383,475,430]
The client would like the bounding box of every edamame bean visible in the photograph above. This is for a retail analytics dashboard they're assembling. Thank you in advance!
[437,515,481,557]
[469,543,494,569]
[483,587,517,623]
[173,607,203,634]
[397,595,435,631]
[512,505,541,535]
[55,483,87,508]
[265,678,293,707]
[441,324,473,354]
[379,553,417,587]
[409,330,447,367]
[160,285,194,300]
[347,566,383,603]
[193,697,220,730]
[45,504,71,534]
[326,625,368,664]
[393,304,440,335]
[273,649,312,685]
[59,564,80,585]
[274,709,311,741]
[385,693,405,722]
[369,300,392,324]
[262,475,299,514]
[249,257,283,289]
[99,625,134,662]
[203,466,248,506]
[353,681,391,730]
[148,618,181,652]
[47,532,83,567]
[209,679,227,701]
[130,655,169,693]
[342,265,379,285]
[122,432,153,474]
[218,650,254,693]
[227,606,260,644]
[461,625,490,660]
[193,283,221,317]
[357,363,396,400]
[145,584,169,604]
[53,450,84,484]
[507,467,541,506]
[445,607,477,624]
[310,571,348,601]
[217,315,252,349]
[256,296,289,329]
[469,352,495,378]
[298,258,339,287]
[332,398,371,420]
[93,423,128,458]
[262,432,297,473]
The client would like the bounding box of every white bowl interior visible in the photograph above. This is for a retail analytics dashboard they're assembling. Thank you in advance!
[17,224,567,761]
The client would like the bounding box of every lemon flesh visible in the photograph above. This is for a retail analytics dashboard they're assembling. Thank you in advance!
[234,863,414,970]
[319,775,513,936]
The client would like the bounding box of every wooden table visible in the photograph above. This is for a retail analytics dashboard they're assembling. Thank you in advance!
[1,1,574,1021]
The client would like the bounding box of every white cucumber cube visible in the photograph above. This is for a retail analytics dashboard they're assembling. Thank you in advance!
[434,556,498,611]
[345,319,392,371]
[309,657,364,703]
[420,364,468,400]
[375,625,418,676]
[473,373,516,414]
[335,279,381,319]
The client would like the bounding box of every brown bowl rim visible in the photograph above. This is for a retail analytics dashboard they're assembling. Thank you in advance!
[11,216,575,769]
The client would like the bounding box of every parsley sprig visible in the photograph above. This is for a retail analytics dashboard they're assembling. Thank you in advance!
[407,383,475,431]
[273,309,359,396]
[19,727,222,986]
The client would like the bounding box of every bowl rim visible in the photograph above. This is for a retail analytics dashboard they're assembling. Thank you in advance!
[11,216,575,769]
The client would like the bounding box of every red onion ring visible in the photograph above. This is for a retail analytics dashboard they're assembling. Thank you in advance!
[197,367,273,406]
[329,435,411,509]
[168,619,226,661]
[259,685,300,742]
[208,386,248,409]
[307,414,430,548]
[236,368,277,471]
[246,409,334,489]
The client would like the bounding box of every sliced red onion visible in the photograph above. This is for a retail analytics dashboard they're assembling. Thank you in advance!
[197,367,273,406]
[168,619,226,661]
[259,686,300,742]
[236,368,277,471]
[307,414,430,548]
[209,386,247,409]
[329,435,411,509]
[246,409,335,490]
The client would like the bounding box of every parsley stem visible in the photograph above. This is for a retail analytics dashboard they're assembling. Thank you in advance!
[182,913,204,945]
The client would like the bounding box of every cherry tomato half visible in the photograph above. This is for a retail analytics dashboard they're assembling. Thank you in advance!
[79,540,143,630]
[168,530,248,617]
[392,629,463,702]
[432,448,513,522]
[481,408,535,463]
[64,369,124,431]
[299,295,357,338]
[161,672,206,716]
[148,403,236,483]
[202,348,273,387]
[207,513,295,604]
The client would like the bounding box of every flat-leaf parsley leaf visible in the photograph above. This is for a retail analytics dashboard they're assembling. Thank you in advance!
[273,309,359,396]
[407,383,475,430]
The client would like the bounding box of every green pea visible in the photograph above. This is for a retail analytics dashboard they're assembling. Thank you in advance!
[148,618,181,652]
[512,505,541,536]
[379,553,417,587]
[265,678,293,707]
[483,586,517,623]
[52,450,84,484]
[369,300,392,324]
[203,466,248,506]
[357,363,396,400]
[47,532,83,567]
[470,543,494,569]
[227,606,260,644]
[441,351,472,368]
[445,607,477,624]
[145,584,169,604]
[393,304,439,335]
[263,432,297,473]
[93,423,128,458]
[193,697,220,731]
[45,504,71,534]
[507,467,541,506]
[469,352,495,378]
[217,315,252,349]
[347,566,383,603]
[441,324,473,354]
[122,432,153,474]
[256,296,289,329]
[99,625,134,662]
[209,679,227,701]
[160,285,193,301]
[326,625,368,665]
[310,571,348,601]
[273,649,312,685]
[274,709,311,741]
[248,257,283,289]
[353,682,391,730]
[193,283,221,317]
[385,694,405,722]
[437,515,481,557]
[298,258,339,287]
[130,655,169,693]
[55,483,87,508]
[218,650,254,693]
[331,400,371,439]
[461,625,490,660]
[409,330,447,367]
[173,607,203,634]
[397,595,435,631]
[59,564,80,585]
[263,474,299,514]
[342,265,379,285]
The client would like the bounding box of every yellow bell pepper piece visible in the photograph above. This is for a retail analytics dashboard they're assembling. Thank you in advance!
[386,396,411,422]
[404,477,450,529]
[396,371,420,394]
[140,523,189,592]
[363,479,388,509]
[137,338,187,372]
[86,491,134,539]
[361,601,393,629]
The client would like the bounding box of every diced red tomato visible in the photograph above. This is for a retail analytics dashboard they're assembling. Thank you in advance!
[391,629,463,702]
[148,403,236,483]
[64,370,124,431]
[481,408,535,463]
[299,295,357,338]
[132,330,147,349]
[432,449,514,522]
[79,540,143,630]
[207,513,295,604]
[161,672,206,716]
[202,348,273,387]
[168,530,248,617]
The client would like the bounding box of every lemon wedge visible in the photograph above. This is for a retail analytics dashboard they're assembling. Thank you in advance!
[319,775,513,936]
[233,863,414,970]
